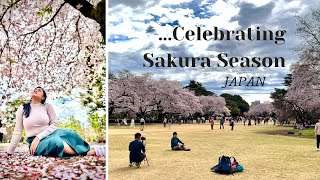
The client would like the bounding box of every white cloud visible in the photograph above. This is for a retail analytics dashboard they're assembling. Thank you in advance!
[108,0,320,103]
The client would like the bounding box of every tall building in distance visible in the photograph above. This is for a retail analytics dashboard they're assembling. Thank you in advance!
[251,100,260,107]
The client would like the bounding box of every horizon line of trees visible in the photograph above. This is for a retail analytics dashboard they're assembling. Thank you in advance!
[109,70,253,121]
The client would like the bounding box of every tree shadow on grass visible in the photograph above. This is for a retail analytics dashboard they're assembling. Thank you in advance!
[257,129,315,139]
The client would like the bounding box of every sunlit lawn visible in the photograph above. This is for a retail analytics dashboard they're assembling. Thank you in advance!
[109,123,319,180]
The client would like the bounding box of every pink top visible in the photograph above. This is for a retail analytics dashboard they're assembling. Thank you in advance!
[7,103,59,154]
[210,119,215,125]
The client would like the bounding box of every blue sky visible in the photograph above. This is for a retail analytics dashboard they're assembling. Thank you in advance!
[108,0,320,104]
[51,98,89,126]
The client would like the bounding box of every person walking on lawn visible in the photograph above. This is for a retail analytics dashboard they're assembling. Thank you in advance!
[0,87,105,158]
[315,118,320,151]
[210,116,215,130]
[220,116,225,129]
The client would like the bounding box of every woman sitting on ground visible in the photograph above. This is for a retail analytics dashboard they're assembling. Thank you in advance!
[0,87,105,158]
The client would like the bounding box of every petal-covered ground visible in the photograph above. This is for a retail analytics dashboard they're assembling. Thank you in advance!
[0,143,106,179]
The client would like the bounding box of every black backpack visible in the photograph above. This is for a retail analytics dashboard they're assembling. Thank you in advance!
[211,155,236,174]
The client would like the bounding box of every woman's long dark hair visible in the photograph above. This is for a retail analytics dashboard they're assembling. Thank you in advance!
[23,87,47,118]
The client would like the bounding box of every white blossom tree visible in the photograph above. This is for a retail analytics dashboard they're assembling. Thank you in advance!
[248,103,275,117]
[0,0,105,106]
[284,9,320,122]
[199,96,230,116]
[285,64,320,120]
[109,73,230,119]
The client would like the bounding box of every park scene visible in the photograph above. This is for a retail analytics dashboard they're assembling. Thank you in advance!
[0,0,106,179]
[109,0,320,179]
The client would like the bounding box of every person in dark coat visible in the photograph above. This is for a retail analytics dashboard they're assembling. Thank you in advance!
[0,120,3,143]
[129,133,146,168]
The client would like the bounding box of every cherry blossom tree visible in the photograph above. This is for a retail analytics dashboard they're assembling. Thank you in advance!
[109,73,230,119]
[109,74,155,117]
[199,96,230,116]
[0,0,105,107]
[285,64,320,121]
[248,103,276,117]
[284,9,320,122]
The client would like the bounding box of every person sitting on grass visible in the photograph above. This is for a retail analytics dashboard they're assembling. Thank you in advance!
[0,87,105,158]
[129,133,146,168]
[171,132,190,151]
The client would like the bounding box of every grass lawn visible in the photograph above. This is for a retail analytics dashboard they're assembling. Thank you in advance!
[294,129,315,137]
[109,123,319,180]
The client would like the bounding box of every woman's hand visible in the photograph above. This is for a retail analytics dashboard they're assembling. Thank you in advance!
[30,137,40,155]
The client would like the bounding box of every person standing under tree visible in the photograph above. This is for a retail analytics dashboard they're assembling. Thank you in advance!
[168,117,173,130]
[210,116,215,130]
[163,117,167,127]
[0,120,3,143]
[230,118,235,131]
[122,118,127,127]
[315,118,320,151]
[140,117,145,131]
[220,115,225,129]
[130,118,135,128]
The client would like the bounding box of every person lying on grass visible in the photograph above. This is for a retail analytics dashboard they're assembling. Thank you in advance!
[0,87,105,158]
[171,132,190,151]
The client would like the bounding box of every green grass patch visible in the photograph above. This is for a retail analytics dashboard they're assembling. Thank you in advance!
[293,129,315,137]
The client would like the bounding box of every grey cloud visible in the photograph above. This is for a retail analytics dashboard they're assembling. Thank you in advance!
[146,26,156,34]
[230,2,275,28]
[109,0,159,8]
[108,0,320,101]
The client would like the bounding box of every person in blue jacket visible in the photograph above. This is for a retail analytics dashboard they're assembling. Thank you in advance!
[171,132,190,151]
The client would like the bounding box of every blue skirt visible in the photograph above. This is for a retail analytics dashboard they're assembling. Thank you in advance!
[26,129,90,158]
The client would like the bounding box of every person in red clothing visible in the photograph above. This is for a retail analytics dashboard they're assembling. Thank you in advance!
[210,116,215,130]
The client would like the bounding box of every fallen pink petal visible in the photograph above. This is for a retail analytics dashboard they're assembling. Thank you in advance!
[0,145,106,179]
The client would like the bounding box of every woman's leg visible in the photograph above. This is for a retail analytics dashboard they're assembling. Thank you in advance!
[62,141,77,155]
[87,149,96,156]
[63,140,98,156]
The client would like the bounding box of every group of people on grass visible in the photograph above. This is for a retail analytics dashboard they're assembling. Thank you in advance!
[115,114,278,133]
[129,131,190,168]
[116,117,145,131]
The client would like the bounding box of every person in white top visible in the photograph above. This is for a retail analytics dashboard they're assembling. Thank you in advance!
[122,118,127,126]
[163,118,167,127]
[140,117,145,131]
[315,118,320,151]
[130,118,135,128]
[0,87,105,157]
